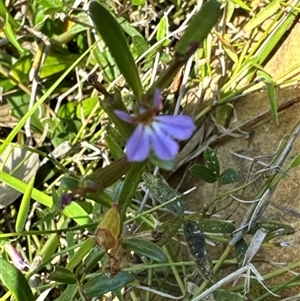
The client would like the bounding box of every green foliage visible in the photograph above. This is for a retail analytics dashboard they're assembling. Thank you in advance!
[0,258,34,301]
[1,0,299,300]
[190,147,239,184]
[89,1,143,100]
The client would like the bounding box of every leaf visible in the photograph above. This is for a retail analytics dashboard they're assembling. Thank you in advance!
[248,222,295,236]
[0,258,34,301]
[76,97,99,119]
[214,289,246,301]
[54,284,77,301]
[256,2,300,65]
[257,70,278,123]
[83,270,135,298]
[219,168,239,184]
[242,0,280,32]
[131,0,146,5]
[154,216,184,247]
[204,147,220,176]
[15,175,35,232]
[235,238,248,266]
[189,164,217,183]
[40,54,83,78]
[184,220,213,282]
[132,35,149,56]
[66,237,95,271]
[80,155,131,197]
[175,0,221,55]
[156,16,170,45]
[148,0,221,94]
[3,15,24,54]
[89,1,143,100]
[229,0,250,11]
[191,218,236,234]
[49,266,76,284]
[289,152,300,168]
[63,202,93,225]
[122,238,167,262]
[142,172,184,216]
[36,0,63,9]
[0,171,52,207]
[119,162,146,220]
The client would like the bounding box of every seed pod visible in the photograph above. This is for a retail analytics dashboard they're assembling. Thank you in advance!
[184,219,214,282]
[104,241,124,278]
[95,202,121,251]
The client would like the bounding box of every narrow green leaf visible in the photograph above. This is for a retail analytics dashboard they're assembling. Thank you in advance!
[184,220,213,282]
[156,17,167,41]
[4,14,24,54]
[248,222,295,235]
[0,2,18,29]
[267,83,278,124]
[122,238,167,262]
[66,238,95,271]
[288,152,300,168]
[219,168,239,184]
[142,172,184,216]
[229,0,250,11]
[119,162,146,220]
[191,218,236,234]
[214,289,246,300]
[175,0,221,55]
[77,246,105,275]
[81,156,131,197]
[132,35,149,56]
[0,171,52,207]
[54,284,77,301]
[154,216,184,247]
[235,238,248,266]
[83,271,135,298]
[204,147,220,176]
[49,266,76,284]
[89,1,143,99]
[190,164,217,183]
[257,70,278,123]
[256,1,300,64]
[15,176,35,232]
[0,258,34,301]
[242,0,280,32]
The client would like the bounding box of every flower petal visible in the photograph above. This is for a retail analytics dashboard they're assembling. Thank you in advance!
[114,110,134,123]
[154,115,195,140]
[126,124,150,161]
[149,125,179,160]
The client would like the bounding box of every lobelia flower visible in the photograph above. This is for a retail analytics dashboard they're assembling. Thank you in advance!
[114,89,196,162]
[5,244,28,270]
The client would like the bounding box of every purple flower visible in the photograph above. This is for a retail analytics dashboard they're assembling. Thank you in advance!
[115,89,196,162]
[60,192,74,208]
[5,244,28,270]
